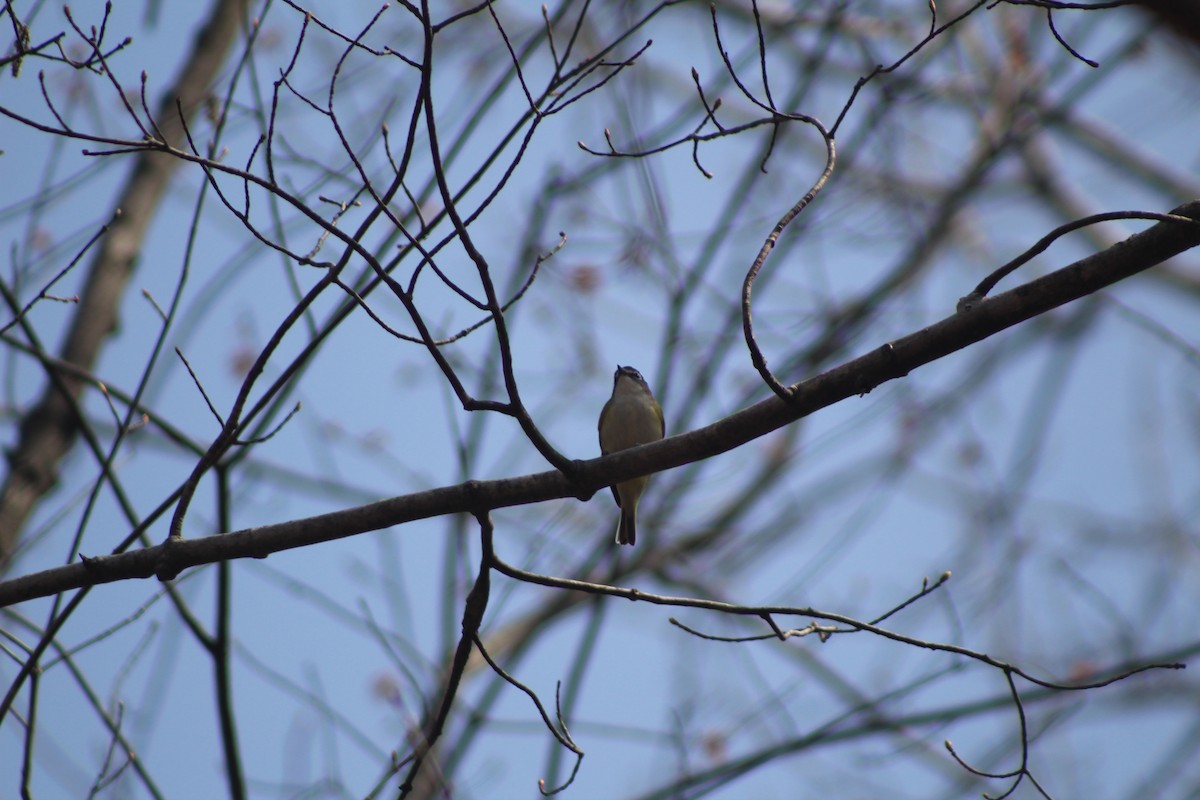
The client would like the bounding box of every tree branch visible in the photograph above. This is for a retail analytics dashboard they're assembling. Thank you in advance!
[0,0,250,567]
[0,200,1196,606]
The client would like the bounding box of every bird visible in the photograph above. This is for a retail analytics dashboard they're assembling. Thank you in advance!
[598,365,665,546]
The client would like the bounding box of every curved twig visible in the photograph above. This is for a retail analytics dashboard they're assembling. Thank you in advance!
[957,211,1200,311]
[741,128,836,401]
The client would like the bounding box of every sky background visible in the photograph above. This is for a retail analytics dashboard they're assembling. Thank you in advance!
[2,2,1200,798]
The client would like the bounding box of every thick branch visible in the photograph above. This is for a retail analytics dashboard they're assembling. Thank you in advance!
[0,0,248,568]
[0,201,1196,606]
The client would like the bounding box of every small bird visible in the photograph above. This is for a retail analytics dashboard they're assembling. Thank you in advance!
[598,365,665,546]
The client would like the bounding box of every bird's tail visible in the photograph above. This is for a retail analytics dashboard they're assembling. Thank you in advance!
[615,506,637,546]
